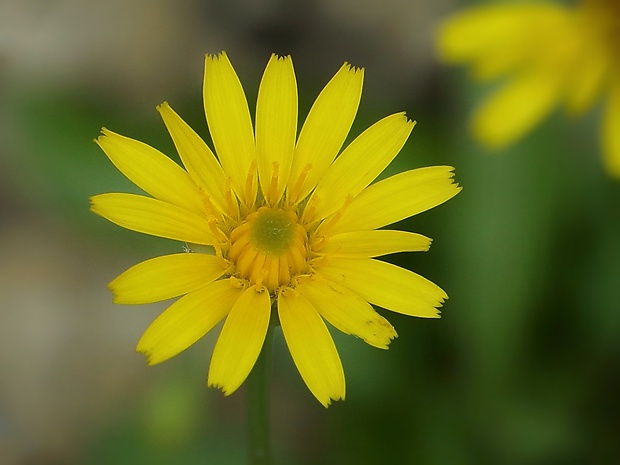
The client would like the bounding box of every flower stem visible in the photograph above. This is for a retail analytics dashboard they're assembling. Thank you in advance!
[246,323,274,465]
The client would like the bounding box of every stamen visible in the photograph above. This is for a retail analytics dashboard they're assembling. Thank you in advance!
[310,234,328,251]
[289,163,312,204]
[207,220,229,244]
[292,226,308,255]
[315,195,353,238]
[224,177,239,219]
[302,196,318,224]
[199,191,219,221]
[245,160,258,208]
[269,161,280,206]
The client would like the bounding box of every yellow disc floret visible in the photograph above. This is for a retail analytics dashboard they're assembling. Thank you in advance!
[227,207,308,292]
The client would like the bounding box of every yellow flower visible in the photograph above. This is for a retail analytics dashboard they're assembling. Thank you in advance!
[437,0,620,177]
[91,52,461,407]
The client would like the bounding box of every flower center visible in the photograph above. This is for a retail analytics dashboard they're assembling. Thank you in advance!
[227,207,308,292]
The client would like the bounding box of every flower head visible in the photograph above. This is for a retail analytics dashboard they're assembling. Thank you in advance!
[91,52,461,406]
[437,0,620,177]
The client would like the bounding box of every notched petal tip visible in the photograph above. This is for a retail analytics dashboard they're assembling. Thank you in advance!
[107,281,122,303]
[368,331,398,350]
[423,236,434,252]
[443,165,463,190]
[97,127,115,140]
[107,279,139,305]
[342,62,365,75]
[94,128,110,145]
[156,101,170,112]
[403,113,417,128]
[323,392,345,408]
[88,195,105,215]
[270,53,292,62]
[428,295,447,318]
[205,51,229,63]
[207,380,225,393]
[207,379,236,396]
[135,347,157,366]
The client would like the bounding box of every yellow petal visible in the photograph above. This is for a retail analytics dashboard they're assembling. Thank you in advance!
[137,279,243,365]
[602,78,620,178]
[437,4,568,65]
[110,253,227,304]
[208,286,271,395]
[317,258,446,318]
[287,63,364,203]
[331,166,461,233]
[471,70,563,148]
[298,277,397,349]
[437,5,517,62]
[278,289,345,407]
[90,193,214,245]
[204,52,256,205]
[321,230,431,258]
[157,102,229,215]
[256,54,298,205]
[307,113,415,221]
[95,129,204,215]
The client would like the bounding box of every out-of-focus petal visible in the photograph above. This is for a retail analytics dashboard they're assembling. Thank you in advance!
[602,78,620,178]
[471,70,563,147]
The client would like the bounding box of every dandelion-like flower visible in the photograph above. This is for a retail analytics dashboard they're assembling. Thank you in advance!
[437,0,620,177]
[91,52,461,406]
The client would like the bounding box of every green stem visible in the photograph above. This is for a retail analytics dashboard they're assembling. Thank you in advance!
[246,324,274,465]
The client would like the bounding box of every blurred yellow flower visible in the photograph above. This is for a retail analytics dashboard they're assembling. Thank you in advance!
[437,0,620,177]
[91,52,461,407]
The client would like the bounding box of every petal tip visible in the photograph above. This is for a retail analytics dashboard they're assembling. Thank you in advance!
[320,393,345,408]
[206,51,229,63]
[207,379,234,396]
[136,347,157,366]
[95,128,110,145]
[343,62,365,75]
[156,101,170,112]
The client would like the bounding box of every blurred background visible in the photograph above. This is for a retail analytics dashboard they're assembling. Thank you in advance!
[1,0,619,463]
